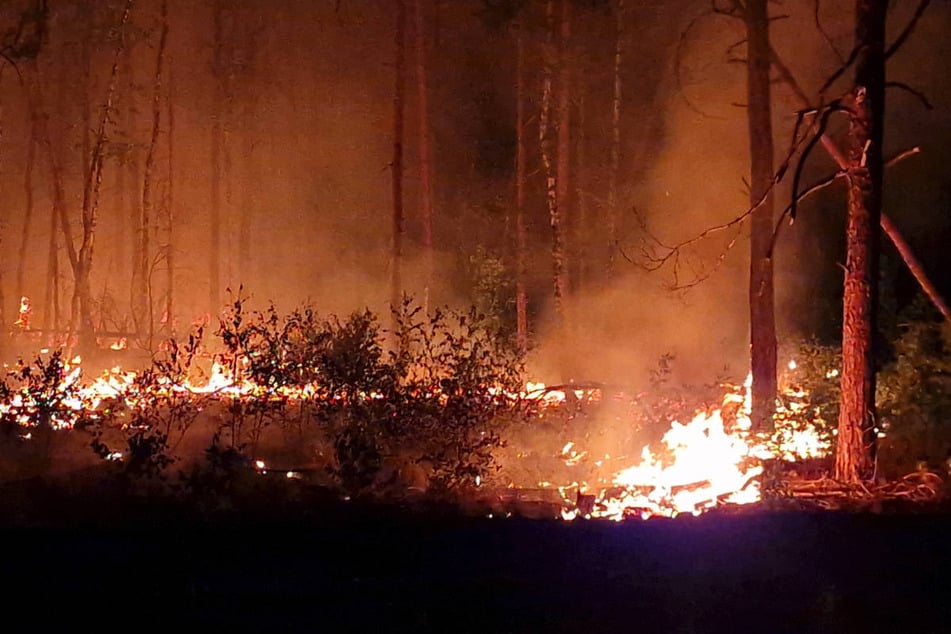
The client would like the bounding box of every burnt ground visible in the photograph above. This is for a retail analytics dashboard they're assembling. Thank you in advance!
[4,497,951,633]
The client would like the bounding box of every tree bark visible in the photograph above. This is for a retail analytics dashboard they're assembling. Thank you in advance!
[539,0,557,324]
[552,0,571,325]
[836,0,886,483]
[210,0,225,314]
[141,0,169,347]
[514,28,528,354]
[17,105,36,309]
[165,64,176,332]
[745,0,777,432]
[391,0,407,317]
[606,0,623,276]
[413,0,434,312]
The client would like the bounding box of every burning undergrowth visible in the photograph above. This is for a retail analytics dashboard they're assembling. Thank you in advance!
[2,295,927,522]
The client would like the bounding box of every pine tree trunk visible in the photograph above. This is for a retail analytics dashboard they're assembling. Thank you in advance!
[836,0,886,483]
[414,0,434,311]
[210,0,224,314]
[391,0,407,316]
[606,0,623,276]
[745,0,777,432]
[552,0,571,325]
[17,108,36,307]
[165,65,176,330]
[29,62,73,336]
[141,0,169,347]
[514,29,528,354]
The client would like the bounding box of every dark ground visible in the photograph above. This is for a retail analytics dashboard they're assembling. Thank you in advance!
[4,497,951,633]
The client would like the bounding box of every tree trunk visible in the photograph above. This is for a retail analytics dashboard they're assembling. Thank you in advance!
[552,0,571,326]
[165,65,176,331]
[745,0,777,432]
[606,0,623,276]
[514,28,528,354]
[75,0,133,350]
[17,106,36,308]
[391,0,407,317]
[539,0,557,325]
[574,87,588,294]
[210,0,225,314]
[413,0,434,311]
[141,0,169,347]
[836,0,886,483]
[28,62,72,336]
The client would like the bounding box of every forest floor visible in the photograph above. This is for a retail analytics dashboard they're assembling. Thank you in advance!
[3,475,951,633]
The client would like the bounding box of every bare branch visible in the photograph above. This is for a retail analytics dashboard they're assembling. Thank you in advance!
[885,0,931,60]
[768,147,922,258]
[818,44,860,96]
[813,0,846,64]
[789,100,849,222]
[886,80,932,110]
[675,8,729,119]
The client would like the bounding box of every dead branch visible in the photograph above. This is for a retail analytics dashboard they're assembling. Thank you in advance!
[675,7,729,119]
[812,0,846,64]
[768,147,922,258]
[886,80,932,109]
[885,0,931,60]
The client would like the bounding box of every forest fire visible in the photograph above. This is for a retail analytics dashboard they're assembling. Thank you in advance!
[543,374,832,521]
[0,344,832,521]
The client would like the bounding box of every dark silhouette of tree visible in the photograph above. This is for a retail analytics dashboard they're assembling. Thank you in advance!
[391,0,407,321]
[744,0,777,432]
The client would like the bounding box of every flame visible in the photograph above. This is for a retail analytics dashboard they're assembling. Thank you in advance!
[0,342,831,521]
[14,296,31,329]
[546,365,833,521]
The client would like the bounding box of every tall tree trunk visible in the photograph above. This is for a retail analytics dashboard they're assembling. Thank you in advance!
[552,0,571,326]
[836,0,886,483]
[141,0,169,348]
[164,65,176,331]
[539,0,557,323]
[75,0,133,350]
[574,87,588,294]
[17,108,36,308]
[514,28,528,354]
[391,0,407,317]
[606,0,623,276]
[210,0,224,314]
[413,0,433,311]
[28,63,72,336]
[238,104,253,286]
[745,0,777,432]
[0,78,6,336]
